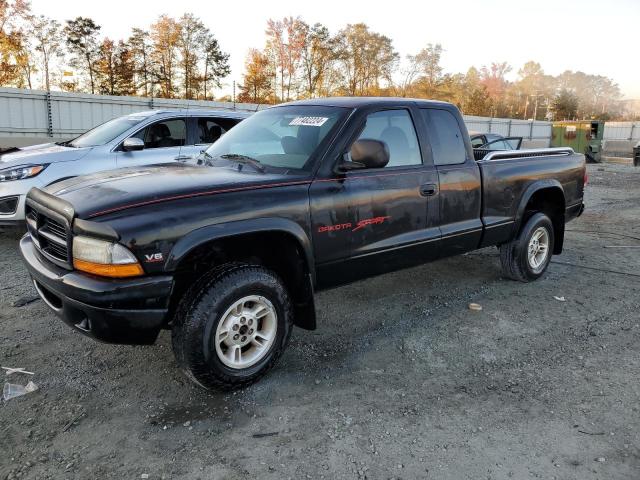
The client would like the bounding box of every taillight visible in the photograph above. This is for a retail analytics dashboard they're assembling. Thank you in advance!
[584,170,588,187]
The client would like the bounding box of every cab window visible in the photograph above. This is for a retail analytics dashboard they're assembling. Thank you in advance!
[355,109,422,167]
[422,109,467,165]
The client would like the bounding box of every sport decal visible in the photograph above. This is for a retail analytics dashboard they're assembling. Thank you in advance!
[352,216,391,232]
[317,216,390,234]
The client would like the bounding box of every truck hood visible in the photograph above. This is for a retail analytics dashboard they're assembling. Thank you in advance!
[0,143,92,168]
[44,163,308,219]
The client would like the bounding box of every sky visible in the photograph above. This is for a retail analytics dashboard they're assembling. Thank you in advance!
[31,0,640,99]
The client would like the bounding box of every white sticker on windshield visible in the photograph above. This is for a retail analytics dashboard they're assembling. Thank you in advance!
[289,116,329,127]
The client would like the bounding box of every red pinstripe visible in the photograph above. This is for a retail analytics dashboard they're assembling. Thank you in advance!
[87,169,426,218]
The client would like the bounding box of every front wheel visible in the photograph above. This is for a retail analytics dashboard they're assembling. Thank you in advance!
[500,212,555,282]
[171,264,293,391]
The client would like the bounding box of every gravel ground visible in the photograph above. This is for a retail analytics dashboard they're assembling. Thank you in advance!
[1,164,639,480]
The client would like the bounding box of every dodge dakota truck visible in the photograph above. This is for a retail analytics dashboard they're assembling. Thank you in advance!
[19,98,586,390]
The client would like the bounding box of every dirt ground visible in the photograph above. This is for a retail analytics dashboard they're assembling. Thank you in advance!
[1,163,639,480]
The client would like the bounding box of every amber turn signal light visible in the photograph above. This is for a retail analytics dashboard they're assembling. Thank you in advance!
[73,258,144,278]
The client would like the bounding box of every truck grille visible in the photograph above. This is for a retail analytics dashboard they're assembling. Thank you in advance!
[26,206,73,269]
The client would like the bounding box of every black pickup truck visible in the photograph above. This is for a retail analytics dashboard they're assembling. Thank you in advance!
[19,98,586,390]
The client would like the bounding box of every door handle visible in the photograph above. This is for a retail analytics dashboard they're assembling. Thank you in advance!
[174,155,193,162]
[420,183,438,196]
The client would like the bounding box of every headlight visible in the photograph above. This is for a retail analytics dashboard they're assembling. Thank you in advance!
[0,165,47,182]
[72,236,144,278]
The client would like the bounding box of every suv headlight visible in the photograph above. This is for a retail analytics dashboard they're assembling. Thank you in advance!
[72,236,144,278]
[0,165,47,182]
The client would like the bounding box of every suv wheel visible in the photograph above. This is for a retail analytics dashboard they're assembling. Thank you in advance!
[500,212,555,282]
[171,264,293,391]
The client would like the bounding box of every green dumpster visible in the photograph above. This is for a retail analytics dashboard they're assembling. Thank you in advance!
[551,121,604,163]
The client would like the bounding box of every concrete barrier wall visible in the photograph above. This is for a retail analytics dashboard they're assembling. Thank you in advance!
[0,87,266,148]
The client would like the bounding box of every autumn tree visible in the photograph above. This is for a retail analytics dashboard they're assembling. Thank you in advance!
[15,33,34,88]
[299,22,335,98]
[64,17,101,94]
[265,16,306,101]
[128,28,152,96]
[480,62,512,116]
[30,15,63,91]
[335,23,398,96]
[95,38,116,94]
[238,48,272,104]
[0,0,31,86]
[114,41,135,95]
[94,39,135,96]
[412,43,443,98]
[150,14,179,98]
[459,67,490,115]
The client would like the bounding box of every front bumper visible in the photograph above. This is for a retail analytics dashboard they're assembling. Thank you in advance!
[19,234,174,345]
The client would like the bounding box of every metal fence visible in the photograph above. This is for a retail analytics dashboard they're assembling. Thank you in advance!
[602,122,640,158]
[0,87,554,148]
[463,115,552,149]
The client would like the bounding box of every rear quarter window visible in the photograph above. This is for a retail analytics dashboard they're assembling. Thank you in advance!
[421,109,467,166]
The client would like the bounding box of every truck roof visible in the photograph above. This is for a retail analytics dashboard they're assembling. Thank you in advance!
[281,97,454,109]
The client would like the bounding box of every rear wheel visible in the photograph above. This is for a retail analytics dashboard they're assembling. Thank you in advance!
[500,212,555,282]
[171,263,293,391]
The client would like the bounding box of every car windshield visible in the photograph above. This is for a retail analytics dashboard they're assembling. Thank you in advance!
[204,106,347,172]
[69,115,150,148]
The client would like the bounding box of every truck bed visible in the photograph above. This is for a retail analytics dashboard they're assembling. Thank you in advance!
[477,148,586,247]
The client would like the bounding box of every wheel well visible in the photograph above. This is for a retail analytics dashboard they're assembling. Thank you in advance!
[522,187,565,254]
[168,231,315,330]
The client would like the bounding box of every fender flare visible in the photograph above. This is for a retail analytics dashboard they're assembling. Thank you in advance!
[165,217,314,276]
[164,218,317,330]
[513,180,565,229]
[513,179,566,254]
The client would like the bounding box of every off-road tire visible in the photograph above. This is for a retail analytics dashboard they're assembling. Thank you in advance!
[500,212,555,282]
[171,263,293,391]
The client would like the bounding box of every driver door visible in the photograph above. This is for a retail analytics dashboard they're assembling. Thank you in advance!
[116,117,186,167]
[312,107,440,287]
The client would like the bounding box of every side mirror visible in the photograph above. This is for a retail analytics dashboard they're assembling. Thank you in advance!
[347,139,390,170]
[122,137,145,152]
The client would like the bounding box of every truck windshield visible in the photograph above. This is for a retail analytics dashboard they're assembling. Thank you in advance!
[204,106,347,172]
[68,114,150,148]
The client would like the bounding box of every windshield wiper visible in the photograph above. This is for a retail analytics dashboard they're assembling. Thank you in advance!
[219,154,265,173]
[55,140,76,148]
